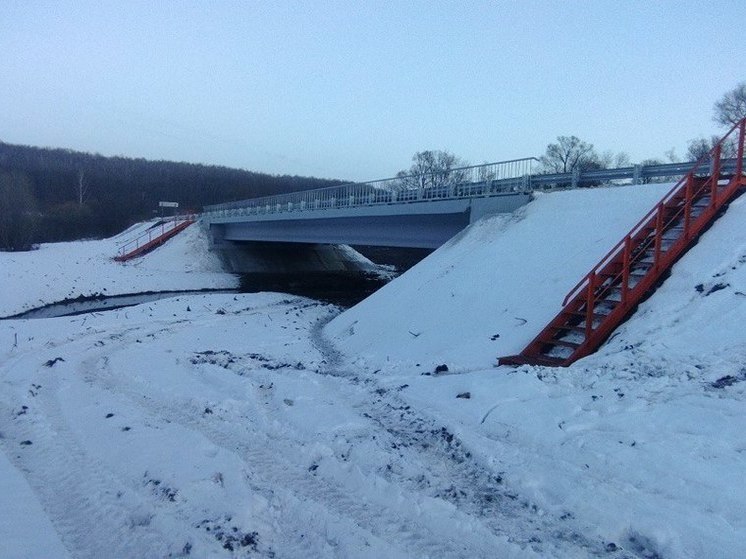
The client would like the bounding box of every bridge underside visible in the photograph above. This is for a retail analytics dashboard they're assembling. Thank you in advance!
[214,212,467,249]
[208,194,530,249]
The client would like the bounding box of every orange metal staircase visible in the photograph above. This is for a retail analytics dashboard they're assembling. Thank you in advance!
[114,216,195,262]
[499,118,746,367]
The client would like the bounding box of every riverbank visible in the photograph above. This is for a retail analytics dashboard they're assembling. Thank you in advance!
[0,221,237,317]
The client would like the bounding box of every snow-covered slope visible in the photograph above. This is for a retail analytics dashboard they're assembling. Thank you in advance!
[324,184,746,558]
[325,183,674,371]
[0,220,238,317]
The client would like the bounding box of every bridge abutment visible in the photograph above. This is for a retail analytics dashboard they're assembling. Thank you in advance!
[214,240,381,274]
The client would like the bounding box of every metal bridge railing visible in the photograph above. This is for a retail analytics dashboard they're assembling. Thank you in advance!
[115,214,196,259]
[202,157,746,220]
[203,158,538,218]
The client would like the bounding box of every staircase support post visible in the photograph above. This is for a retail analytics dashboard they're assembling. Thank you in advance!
[584,273,596,340]
[621,236,631,306]
[710,144,721,207]
[737,120,745,177]
[653,203,664,267]
[684,175,693,237]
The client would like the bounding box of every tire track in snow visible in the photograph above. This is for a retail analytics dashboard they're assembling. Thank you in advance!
[353,386,618,557]
[0,365,173,558]
[1,298,635,558]
[83,319,517,559]
[311,322,637,558]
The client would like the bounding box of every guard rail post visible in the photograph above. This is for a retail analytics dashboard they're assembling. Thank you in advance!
[632,164,642,185]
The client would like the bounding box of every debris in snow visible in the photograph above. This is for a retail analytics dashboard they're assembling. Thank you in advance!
[456,392,471,399]
[144,475,178,502]
[705,282,729,295]
[44,357,65,367]
[710,373,746,389]
[196,518,259,554]
[696,282,731,296]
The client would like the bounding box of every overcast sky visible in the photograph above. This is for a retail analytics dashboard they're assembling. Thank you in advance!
[2,0,745,182]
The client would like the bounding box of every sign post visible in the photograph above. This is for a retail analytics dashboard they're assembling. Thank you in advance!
[158,201,179,218]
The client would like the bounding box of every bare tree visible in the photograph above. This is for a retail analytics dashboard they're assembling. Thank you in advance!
[687,135,737,161]
[639,158,664,184]
[396,150,469,193]
[539,136,599,173]
[600,150,631,169]
[76,169,88,206]
[477,163,496,182]
[713,82,746,127]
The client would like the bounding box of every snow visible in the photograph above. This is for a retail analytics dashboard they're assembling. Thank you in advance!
[0,451,70,559]
[0,220,237,317]
[325,183,675,370]
[1,183,745,558]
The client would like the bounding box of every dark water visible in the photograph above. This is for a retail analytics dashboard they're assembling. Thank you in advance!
[5,289,237,320]
[5,272,393,320]
[238,271,392,308]
[352,246,433,272]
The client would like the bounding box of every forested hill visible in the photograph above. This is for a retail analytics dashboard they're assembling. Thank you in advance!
[0,141,345,245]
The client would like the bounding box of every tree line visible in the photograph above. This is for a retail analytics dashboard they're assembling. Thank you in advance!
[0,143,344,250]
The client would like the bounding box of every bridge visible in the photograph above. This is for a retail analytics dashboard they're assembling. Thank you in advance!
[202,158,535,249]
[201,156,744,250]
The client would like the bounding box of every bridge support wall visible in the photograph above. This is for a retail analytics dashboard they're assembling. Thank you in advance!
[214,241,381,274]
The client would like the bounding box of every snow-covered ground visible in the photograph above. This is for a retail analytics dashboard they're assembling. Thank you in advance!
[1,184,744,558]
[0,220,238,317]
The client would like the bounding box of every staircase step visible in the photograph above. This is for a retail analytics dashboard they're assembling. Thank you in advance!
[540,338,581,349]
[629,265,652,276]
[550,324,587,334]
[567,309,610,321]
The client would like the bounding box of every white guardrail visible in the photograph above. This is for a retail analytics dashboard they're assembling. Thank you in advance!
[202,157,745,219]
[203,158,537,218]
